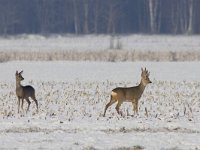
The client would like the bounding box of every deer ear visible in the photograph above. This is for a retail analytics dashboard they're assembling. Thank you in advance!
[16,71,18,74]
[141,67,143,72]
[19,70,23,74]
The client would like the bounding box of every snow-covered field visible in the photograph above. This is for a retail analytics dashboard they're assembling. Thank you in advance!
[0,61,200,149]
[0,34,200,52]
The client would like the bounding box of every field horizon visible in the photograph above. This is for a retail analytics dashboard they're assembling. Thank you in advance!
[0,34,200,62]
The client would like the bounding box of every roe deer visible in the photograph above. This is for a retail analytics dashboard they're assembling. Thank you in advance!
[15,70,38,113]
[103,68,152,117]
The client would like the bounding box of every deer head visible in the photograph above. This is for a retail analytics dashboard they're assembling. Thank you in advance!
[16,70,24,81]
[141,67,152,86]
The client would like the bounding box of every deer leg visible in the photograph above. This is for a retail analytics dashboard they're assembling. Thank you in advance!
[135,100,139,114]
[115,101,123,116]
[103,96,116,117]
[32,95,38,112]
[132,99,138,116]
[133,100,139,116]
[132,101,135,114]
[21,98,24,111]
[103,98,116,117]
[17,97,20,113]
[25,98,31,113]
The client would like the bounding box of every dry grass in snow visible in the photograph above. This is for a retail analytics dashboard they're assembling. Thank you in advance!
[1,80,199,121]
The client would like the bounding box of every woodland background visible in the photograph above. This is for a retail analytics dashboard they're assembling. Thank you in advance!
[0,0,198,35]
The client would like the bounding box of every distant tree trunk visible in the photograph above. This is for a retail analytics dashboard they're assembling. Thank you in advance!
[73,0,79,34]
[149,0,154,33]
[171,1,179,34]
[94,0,99,34]
[107,2,114,33]
[148,0,159,33]
[83,0,89,34]
[187,0,194,34]
[180,0,188,33]
[107,1,120,34]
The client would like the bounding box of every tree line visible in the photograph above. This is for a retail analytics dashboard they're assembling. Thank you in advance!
[0,0,199,35]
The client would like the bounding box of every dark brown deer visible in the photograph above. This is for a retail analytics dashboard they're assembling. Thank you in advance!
[15,71,38,113]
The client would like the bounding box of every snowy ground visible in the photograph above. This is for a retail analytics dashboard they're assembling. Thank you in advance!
[0,61,200,149]
[0,34,200,52]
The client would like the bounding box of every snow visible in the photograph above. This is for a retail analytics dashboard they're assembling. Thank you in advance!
[2,61,200,82]
[0,34,200,52]
[0,61,200,149]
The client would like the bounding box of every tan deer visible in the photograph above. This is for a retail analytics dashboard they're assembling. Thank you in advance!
[15,70,38,113]
[103,67,152,117]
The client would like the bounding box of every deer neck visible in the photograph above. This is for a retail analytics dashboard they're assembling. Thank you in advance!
[16,80,22,88]
[138,79,146,94]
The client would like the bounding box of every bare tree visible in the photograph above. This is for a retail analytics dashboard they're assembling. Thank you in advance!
[83,0,89,34]
[187,0,194,34]
[73,0,80,34]
[106,1,121,34]
[148,0,161,33]
[93,0,100,33]
[171,1,179,33]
